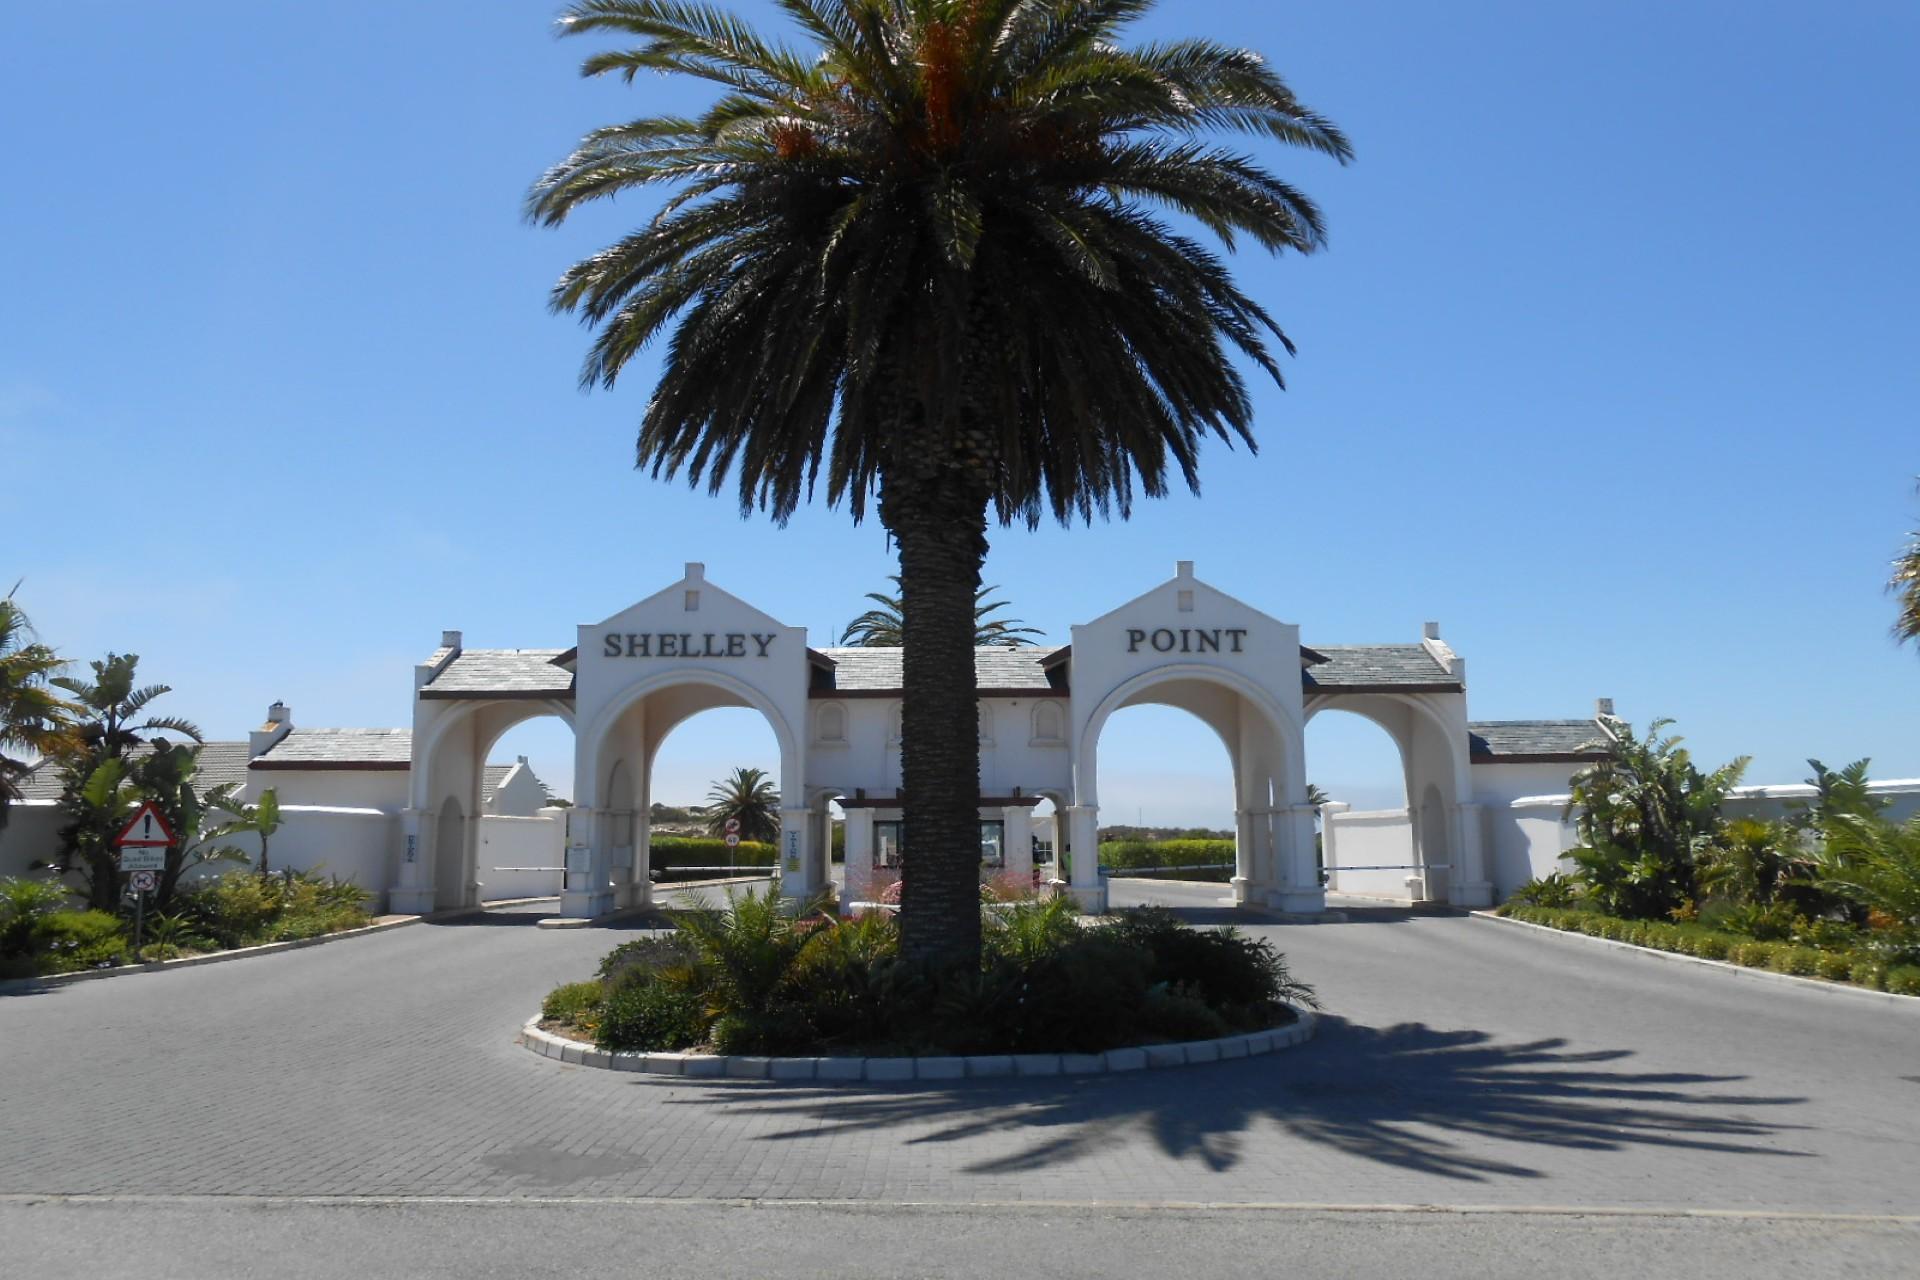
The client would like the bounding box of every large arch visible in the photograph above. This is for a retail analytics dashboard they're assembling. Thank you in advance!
[1071,663,1313,913]
[565,668,809,917]
[394,697,576,915]
[1304,691,1484,905]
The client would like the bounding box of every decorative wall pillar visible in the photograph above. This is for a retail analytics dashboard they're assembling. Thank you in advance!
[841,807,875,913]
[1066,804,1105,913]
[1271,804,1326,914]
[1318,801,1350,896]
[1231,807,1257,905]
[387,807,436,915]
[560,806,613,919]
[1002,804,1033,888]
[1448,802,1493,907]
[777,806,818,907]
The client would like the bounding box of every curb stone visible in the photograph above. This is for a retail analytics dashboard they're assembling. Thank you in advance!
[1471,911,1920,1009]
[517,1008,1318,1083]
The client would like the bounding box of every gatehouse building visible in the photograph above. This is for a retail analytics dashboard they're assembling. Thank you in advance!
[15,560,1907,915]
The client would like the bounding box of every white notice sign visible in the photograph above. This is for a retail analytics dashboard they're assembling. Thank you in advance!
[118,848,167,873]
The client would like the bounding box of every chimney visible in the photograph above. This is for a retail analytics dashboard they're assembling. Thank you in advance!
[249,700,294,759]
[1422,621,1441,640]
[441,629,463,651]
[1596,697,1615,718]
[1175,560,1195,580]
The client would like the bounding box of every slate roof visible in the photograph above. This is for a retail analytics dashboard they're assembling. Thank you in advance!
[12,740,252,801]
[1302,645,1461,692]
[810,646,1065,695]
[252,728,412,769]
[1468,720,1612,763]
[420,649,575,700]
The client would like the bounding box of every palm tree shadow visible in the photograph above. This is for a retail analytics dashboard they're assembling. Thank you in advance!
[661,1018,1811,1184]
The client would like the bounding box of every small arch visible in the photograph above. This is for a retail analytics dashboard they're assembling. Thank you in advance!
[978,702,995,745]
[1031,699,1066,745]
[815,701,847,744]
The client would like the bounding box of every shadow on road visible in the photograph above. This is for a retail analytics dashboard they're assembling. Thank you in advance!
[662,1017,1810,1184]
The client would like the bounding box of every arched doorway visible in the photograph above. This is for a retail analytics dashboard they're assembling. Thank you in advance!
[1072,666,1313,913]
[571,670,808,918]
[1304,692,1474,905]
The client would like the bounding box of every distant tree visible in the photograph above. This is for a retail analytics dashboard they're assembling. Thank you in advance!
[0,588,77,831]
[837,578,1042,648]
[705,767,781,844]
[1893,479,1920,651]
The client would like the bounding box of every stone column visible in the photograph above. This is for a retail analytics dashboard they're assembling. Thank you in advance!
[1002,805,1033,890]
[1272,804,1326,914]
[1230,807,1256,905]
[1066,804,1105,913]
[1447,802,1494,907]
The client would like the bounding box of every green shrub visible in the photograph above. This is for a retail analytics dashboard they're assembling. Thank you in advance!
[1887,966,1920,998]
[1107,906,1314,1014]
[598,933,703,986]
[0,877,73,960]
[1773,947,1822,977]
[598,977,709,1052]
[1814,952,1855,982]
[1705,901,1802,942]
[647,837,777,880]
[1846,951,1889,990]
[1691,934,1733,961]
[1098,839,1235,873]
[1732,941,1780,969]
[1508,873,1582,908]
[1139,985,1229,1042]
[30,910,129,973]
[543,980,605,1030]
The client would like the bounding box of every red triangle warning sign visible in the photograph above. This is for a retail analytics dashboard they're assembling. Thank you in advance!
[115,802,175,847]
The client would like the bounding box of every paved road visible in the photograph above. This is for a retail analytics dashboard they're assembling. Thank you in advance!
[2,881,1916,1275]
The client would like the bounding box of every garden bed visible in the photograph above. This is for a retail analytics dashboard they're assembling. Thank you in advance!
[1492,903,1920,996]
[539,890,1318,1062]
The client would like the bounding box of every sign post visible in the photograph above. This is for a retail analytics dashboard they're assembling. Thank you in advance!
[116,802,175,960]
[724,817,741,877]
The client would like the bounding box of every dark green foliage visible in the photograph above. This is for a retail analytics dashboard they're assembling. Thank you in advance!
[1507,872,1582,908]
[22,909,128,975]
[552,891,1316,1055]
[1887,966,1920,997]
[601,979,709,1052]
[543,981,605,1027]
[170,870,370,950]
[837,578,1043,648]
[647,836,778,879]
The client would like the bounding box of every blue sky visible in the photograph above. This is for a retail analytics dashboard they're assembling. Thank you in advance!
[6,2,1917,821]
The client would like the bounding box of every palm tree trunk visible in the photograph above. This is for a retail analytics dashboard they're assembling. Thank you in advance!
[882,471,989,970]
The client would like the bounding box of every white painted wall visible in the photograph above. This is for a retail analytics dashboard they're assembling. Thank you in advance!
[247,769,409,810]
[475,809,566,901]
[0,801,63,880]
[1321,806,1419,900]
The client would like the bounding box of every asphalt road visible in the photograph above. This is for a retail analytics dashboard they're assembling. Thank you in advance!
[2,880,1916,1277]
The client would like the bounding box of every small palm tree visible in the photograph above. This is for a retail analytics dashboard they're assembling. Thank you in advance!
[1893,479,1920,651]
[705,766,781,844]
[532,0,1348,967]
[838,577,1043,647]
[208,787,284,878]
[0,589,77,831]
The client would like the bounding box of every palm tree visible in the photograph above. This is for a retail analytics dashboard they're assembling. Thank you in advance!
[1894,479,1920,651]
[49,654,203,908]
[531,0,1349,966]
[0,589,77,832]
[838,577,1043,647]
[705,766,781,843]
[208,787,284,879]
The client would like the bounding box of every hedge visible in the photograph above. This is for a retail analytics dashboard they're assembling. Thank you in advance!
[1494,903,1919,996]
[1099,839,1235,873]
[648,837,777,880]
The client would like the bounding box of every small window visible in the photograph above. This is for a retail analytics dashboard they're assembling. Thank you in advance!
[874,820,904,868]
[816,702,847,743]
[979,821,1005,868]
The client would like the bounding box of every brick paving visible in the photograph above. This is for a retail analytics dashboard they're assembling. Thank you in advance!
[2,886,1915,1212]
